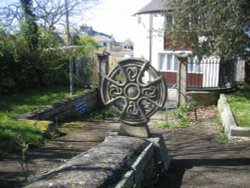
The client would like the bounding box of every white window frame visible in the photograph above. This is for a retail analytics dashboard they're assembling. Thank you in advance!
[158,53,178,72]
[188,56,202,73]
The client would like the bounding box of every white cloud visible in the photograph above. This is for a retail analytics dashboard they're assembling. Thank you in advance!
[83,0,151,41]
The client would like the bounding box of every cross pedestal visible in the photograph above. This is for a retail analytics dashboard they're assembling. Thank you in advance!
[119,123,150,138]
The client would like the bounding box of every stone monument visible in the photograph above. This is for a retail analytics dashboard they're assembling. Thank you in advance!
[25,59,169,188]
[101,58,167,138]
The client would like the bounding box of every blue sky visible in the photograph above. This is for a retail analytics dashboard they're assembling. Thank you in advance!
[0,0,151,41]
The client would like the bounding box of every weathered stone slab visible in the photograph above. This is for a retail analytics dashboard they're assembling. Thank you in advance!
[25,136,148,188]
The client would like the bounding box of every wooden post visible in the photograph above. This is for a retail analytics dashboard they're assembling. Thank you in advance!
[97,52,110,87]
[176,53,189,106]
[65,0,73,95]
[149,14,153,64]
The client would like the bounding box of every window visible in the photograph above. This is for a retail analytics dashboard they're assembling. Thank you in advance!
[159,53,178,72]
[188,56,202,73]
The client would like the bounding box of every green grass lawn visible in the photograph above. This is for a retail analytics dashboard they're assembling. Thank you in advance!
[0,86,85,155]
[227,84,250,127]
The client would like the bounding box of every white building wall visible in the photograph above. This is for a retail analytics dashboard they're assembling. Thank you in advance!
[134,14,165,70]
[151,15,165,70]
[134,14,150,61]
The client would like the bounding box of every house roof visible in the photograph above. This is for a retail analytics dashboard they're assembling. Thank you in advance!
[134,0,172,15]
[93,35,113,42]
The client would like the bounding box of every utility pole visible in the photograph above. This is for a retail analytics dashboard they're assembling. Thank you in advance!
[65,0,73,95]
[149,14,153,65]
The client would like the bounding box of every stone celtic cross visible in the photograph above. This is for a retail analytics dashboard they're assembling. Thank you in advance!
[101,58,167,137]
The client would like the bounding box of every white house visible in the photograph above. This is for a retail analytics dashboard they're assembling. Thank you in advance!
[133,0,243,89]
[134,0,171,69]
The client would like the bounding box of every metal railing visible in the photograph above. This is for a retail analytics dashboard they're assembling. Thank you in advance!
[187,56,237,90]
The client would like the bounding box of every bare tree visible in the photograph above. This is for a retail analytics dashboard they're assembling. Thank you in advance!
[0,2,22,31]
[20,0,39,50]
[0,0,100,32]
[34,0,66,31]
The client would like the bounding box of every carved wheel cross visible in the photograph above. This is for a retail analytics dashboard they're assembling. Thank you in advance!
[101,58,167,125]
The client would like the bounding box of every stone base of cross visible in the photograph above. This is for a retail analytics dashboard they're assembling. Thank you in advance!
[119,123,150,138]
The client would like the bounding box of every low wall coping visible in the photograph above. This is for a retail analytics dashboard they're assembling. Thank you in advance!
[25,134,171,188]
[16,89,98,132]
[17,88,98,121]
[218,94,250,139]
[25,136,148,188]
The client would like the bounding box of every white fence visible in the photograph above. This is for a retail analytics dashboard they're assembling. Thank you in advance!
[188,56,220,88]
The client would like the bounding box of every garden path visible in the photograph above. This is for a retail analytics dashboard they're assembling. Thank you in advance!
[154,106,250,188]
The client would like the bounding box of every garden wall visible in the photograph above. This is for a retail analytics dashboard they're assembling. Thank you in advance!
[25,134,170,188]
[186,91,220,106]
[217,94,250,139]
[17,89,98,128]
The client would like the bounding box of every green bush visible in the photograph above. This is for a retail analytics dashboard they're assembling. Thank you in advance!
[155,102,196,129]
[170,101,195,119]
[213,133,228,143]
[0,28,99,94]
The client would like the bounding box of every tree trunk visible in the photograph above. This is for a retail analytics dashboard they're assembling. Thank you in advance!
[20,0,39,51]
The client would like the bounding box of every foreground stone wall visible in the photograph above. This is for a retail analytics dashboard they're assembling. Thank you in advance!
[18,89,98,122]
[218,94,250,139]
[25,134,170,188]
